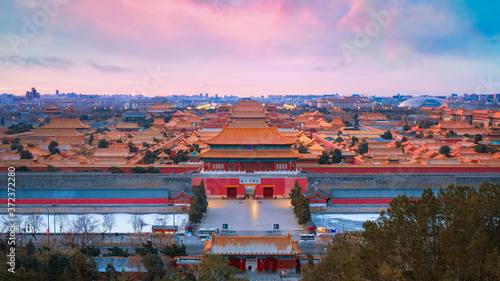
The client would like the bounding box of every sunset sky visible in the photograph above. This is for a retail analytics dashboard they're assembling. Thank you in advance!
[1,0,499,97]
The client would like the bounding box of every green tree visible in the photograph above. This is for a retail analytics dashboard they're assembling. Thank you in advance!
[96,127,110,134]
[289,180,302,202]
[128,141,138,153]
[146,166,160,173]
[298,144,308,153]
[475,143,488,153]
[105,263,118,281]
[474,134,483,143]
[360,182,500,280]
[117,268,130,281]
[302,232,365,281]
[350,136,358,147]
[289,181,311,225]
[189,180,208,223]
[357,142,368,154]
[318,152,330,164]
[135,240,158,256]
[142,252,166,281]
[20,150,33,159]
[402,124,411,131]
[80,246,101,257]
[295,196,312,224]
[104,246,132,257]
[89,134,94,145]
[335,136,344,143]
[108,166,124,174]
[5,122,33,134]
[174,150,189,163]
[331,149,344,164]
[160,243,187,258]
[72,251,100,281]
[381,130,393,140]
[144,150,158,164]
[47,165,59,172]
[131,166,147,173]
[193,255,246,281]
[15,165,30,171]
[48,141,61,154]
[98,139,110,148]
[419,119,434,129]
[439,145,451,157]
[9,138,21,151]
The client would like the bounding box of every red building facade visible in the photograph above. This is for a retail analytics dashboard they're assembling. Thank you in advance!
[193,177,307,198]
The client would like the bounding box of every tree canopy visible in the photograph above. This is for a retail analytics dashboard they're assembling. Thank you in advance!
[189,180,208,223]
[303,181,500,281]
[289,180,311,225]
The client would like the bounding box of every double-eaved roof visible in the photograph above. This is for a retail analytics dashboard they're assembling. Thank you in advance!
[198,149,301,159]
[203,234,301,255]
[205,126,295,146]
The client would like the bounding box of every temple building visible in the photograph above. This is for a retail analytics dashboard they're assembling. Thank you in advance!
[202,234,301,274]
[217,103,231,117]
[229,100,268,124]
[199,124,301,173]
[196,101,306,198]
[196,122,305,198]
[43,105,62,117]
[146,102,176,117]
[20,117,90,139]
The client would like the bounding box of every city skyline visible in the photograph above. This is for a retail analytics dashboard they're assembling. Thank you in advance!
[1,0,500,97]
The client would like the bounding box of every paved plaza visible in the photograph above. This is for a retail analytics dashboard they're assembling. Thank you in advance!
[202,199,301,232]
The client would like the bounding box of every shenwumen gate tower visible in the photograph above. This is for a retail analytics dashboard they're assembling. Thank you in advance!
[195,100,306,198]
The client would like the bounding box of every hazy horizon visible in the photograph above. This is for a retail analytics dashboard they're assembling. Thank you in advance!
[1,0,499,97]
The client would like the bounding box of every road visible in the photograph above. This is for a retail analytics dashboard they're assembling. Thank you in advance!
[203,199,301,233]
[86,241,325,256]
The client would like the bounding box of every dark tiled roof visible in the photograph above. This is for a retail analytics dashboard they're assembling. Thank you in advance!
[204,234,301,255]
[303,186,328,198]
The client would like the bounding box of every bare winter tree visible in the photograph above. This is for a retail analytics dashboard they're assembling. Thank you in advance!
[128,215,147,233]
[69,214,101,246]
[151,214,173,245]
[73,214,100,234]
[153,214,171,228]
[26,213,45,234]
[102,214,117,236]
[1,214,25,233]
[55,214,70,234]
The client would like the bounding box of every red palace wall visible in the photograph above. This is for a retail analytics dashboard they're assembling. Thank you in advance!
[0,166,200,174]
[193,177,308,198]
[9,198,169,205]
[299,166,500,174]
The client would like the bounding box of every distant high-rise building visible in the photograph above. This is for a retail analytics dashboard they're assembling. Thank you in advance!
[56,90,59,95]
[26,87,39,100]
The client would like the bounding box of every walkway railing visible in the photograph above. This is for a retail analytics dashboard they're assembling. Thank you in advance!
[218,230,306,237]
[200,169,300,176]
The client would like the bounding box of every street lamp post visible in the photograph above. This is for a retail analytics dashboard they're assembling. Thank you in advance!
[47,209,50,244]
[24,224,30,244]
